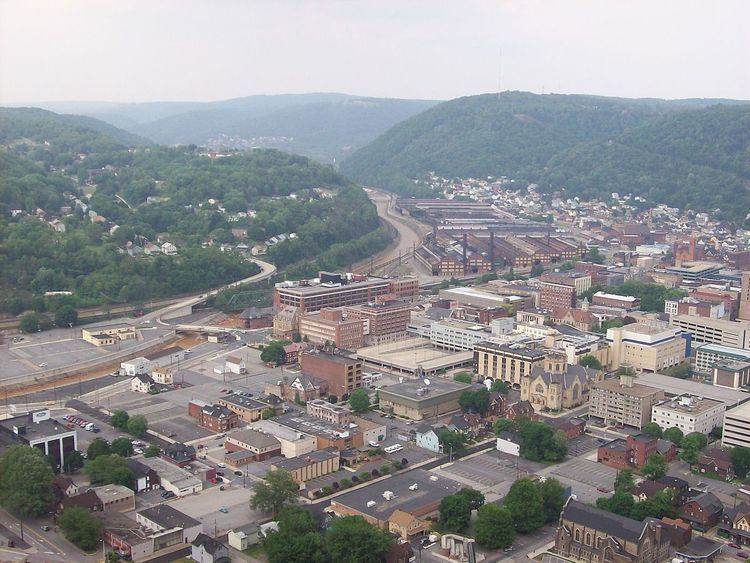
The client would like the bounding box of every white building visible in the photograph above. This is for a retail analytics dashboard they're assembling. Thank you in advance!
[429,319,491,351]
[131,374,154,393]
[694,343,750,375]
[651,395,725,436]
[121,357,151,376]
[161,242,178,255]
[225,356,246,375]
[722,402,750,449]
[415,426,440,453]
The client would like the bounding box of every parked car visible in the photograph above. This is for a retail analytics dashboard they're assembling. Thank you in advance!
[234,470,242,476]
[728,542,741,549]
[217,463,226,468]
[40,525,50,531]
[219,506,229,513]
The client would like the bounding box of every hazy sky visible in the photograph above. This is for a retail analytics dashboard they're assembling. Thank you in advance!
[1,0,748,103]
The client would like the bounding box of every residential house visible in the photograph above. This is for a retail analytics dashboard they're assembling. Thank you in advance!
[697,448,735,480]
[415,425,441,453]
[264,374,329,403]
[632,480,668,502]
[388,509,428,540]
[161,443,196,467]
[553,307,597,332]
[446,413,486,436]
[127,459,160,492]
[720,503,750,545]
[225,356,246,375]
[161,242,177,256]
[188,400,240,433]
[150,367,173,385]
[191,533,229,563]
[59,489,103,513]
[131,373,154,393]
[228,527,260,550]
[660,517,692,548]
[551,418,586,440]
[680,492,724,532]
[506,400,536,421]
[52,475,79,498]
[283,342,305,364]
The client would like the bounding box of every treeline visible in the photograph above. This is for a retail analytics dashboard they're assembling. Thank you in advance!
[582,280,686,313]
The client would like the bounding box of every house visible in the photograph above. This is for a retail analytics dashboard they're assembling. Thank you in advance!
[127,459,160,492]
[388,509,428,540]
[121,357,151,376]
[188,400,240,432]
[59,489,103,513]
[552,307,597,332]
[506,400,536,420]
[697,448,734,480]
[720,503,750,545]
[228,527,260,550]
[52,475,79,498]
[551,418,586,440]
[555,499,671,563]
[657,476,690,504]
[225,356,246,375]
[160,242,177,256]
[151,367,173,385]
[446,413,485,436]
[415,425,441,453]
[660,517,692,548]
[598,434,678,471]
[191,533,229,563]
[486,392,507,420]
[161,443,196,467]
[131,373,154,393]
[680,492,724,532]
[283,342,305,364]
[632,480,668,502]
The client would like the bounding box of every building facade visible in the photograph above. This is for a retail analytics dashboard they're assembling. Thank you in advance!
[607,324,686,373]
[670,314,750,349]
[298,308,365,350]
[694,343,750,375]
[651,395,725,435]
[722,402,750,449]
[273,274,393,313]
[589,375,665,429]
[520,356,603,412]
[306,399,350,425]
[299,352,363,399]
[474,340,547,387]
[378,379,472,420]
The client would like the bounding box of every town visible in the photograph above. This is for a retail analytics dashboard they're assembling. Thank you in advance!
[2,187,750,563]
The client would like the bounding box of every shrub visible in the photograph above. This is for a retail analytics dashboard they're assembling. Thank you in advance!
[332,481,340,490]
[360,472,371,481]
[321,485,334,496]
[401,458,408,466]
[340,478,352,488]
[391,460,402,470]
[351,475,360,483]
[380,464,391,475]
[371,469,380,477]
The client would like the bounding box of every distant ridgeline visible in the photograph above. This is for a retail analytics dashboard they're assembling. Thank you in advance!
[340,91,750,222]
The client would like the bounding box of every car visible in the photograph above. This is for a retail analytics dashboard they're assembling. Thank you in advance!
[597,487,611,493]
[40,525,50,531]
[162,491,175,499]
[728,542,741,549]
[219,506,229,513]
[503,546,514,552]
[368,441,380,448]
[167,433,177,438]
[219,486,226,491]
[217,463,226,468]
[234,470,242,476]
[39,363,48,368]
[216,471,224,476]
[419,537,431,547]
[737,551,748,559]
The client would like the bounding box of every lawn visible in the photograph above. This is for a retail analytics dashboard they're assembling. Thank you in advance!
[242,544,267,560]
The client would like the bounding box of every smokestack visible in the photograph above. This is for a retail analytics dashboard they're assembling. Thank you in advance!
[489,231,495,270]
[463,233,468,275]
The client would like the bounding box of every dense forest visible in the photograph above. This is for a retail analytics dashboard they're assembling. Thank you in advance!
[340,91,750,221]
[0,108,389,317]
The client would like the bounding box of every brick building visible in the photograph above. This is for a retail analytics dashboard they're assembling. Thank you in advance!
[539,272,591,310]
[273,273,395,313]
[343,299,412,345]
[597,434,678,470]
[188,400,240,432]
[299,351,363,399]
[298,308,365,349]
[306,399,350,425]
[225,429,281,462]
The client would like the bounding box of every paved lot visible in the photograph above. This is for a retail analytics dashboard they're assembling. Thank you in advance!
[169,486,263,535]
[537,457,619,504]
[568,434,606,457]
[439,450,544,493]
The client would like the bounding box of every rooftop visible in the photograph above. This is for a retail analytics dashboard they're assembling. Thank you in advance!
[562,499,648,543]
[274,412,358,440]
[473,340,547,359]
[220,393,269,410]
[137,504,200,530]
[250,419,315,442]
[90,485,134,503]
[227,428,281,449]
[654,394,724,416]
[633,372,748,407]
[0,412,76,441]
[378,378,472,401]
[695,342,750,361]
[301,351,360,366]
[138,457,202,490]
[272,447,339,470]
[592,377,666,398]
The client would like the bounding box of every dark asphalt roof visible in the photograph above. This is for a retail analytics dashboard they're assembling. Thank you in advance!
[563,500,646,543]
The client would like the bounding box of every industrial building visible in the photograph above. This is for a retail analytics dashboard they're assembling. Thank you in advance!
[377,379,472,420]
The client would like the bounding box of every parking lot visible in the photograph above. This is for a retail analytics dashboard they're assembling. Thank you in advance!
[540,456,619,504]
[169,485,263,535]
[438,450,544,494]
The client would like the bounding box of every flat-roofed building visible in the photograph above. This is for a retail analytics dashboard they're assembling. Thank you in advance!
[666,261,723,281]
[589,375,665,429]
[474,340,547,386]
[343,299,412,345]
[695,343,750,375]
[429,318,492,351]
[225,429,281,462]
[722,402,750,449]
[670,314,750,349]
[217,393,270,423]
[249,420,317,458]
[306,399,350,425]
[273,274,393,313]
[439,286,522,309]
[138,457,202,497]
[271,412,363,451]
[607,324,686,373]
[299,308,364,350]
[270,447,340,484]
[665,297,726,319]
[713,361,750,390]
[539,272,591,310]
[651,395,725,435]
[378,379,472,420]
[592,292,640,311]
[0,410,77,472]
[82,324,138,346]
[300,351,362,399]
[91,485,136,512]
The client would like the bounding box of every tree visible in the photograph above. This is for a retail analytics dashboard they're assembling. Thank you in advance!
[87,438,111,461]
[641,453,667,481]
[530,262,544,277]
[19,312,51,333]
[596,489,634,517]
[458,387,490,414]
[504,478,545,533]
[490,379,510,394]
[84,454,134,488]
[517,420,567,462]
[326,516,393,563]
[59,506,102,551]
[437,429,467,454]
[585,247,605,264]
[663,427,684,447]
[453,372,473,384]
[0,445,55,516]
[348,389,370,413]
[110,437,134,458]
[126,414,148,436]
[683,432,708,451]
[110,410,129,430]
[54,305,78,327]
[680,446,699,465]
[63,450,85,473]
[262,408,277,420]
[731,447,750,479]
[630,489,677,521]
[579,355,602,370]
[614,470,635,493]
[539,478,566,523]
[641,422,663,438]
[439,493,472,533]
[265,507,326,563]
[250,469,298,516]
[458,488,485,511]
[144,444,160,458]
[260,339,292,364]
[475,504,515,549]
[494,418,516,435]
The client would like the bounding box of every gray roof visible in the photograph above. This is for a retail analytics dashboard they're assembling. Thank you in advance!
[228,429,280,449]
[691,492,724,514]
[562,500,648,543]
[675,536,723,558]
[529,364,598,388]
[138,504,200,530]
[192,533,226,555]
[272,447,339,471]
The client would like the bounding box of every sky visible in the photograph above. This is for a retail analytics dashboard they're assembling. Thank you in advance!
[1,0,749,104]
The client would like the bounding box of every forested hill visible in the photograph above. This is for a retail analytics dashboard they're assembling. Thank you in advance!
[340,91,750,220]
[23,93,438,164]
[0,107,151,157]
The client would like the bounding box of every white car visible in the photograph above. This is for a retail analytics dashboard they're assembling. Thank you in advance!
[384,444,404,454]
[217,463,226,468]
[368,441,380,448]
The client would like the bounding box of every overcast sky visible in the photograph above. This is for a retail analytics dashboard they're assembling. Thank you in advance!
[1,0,748,104]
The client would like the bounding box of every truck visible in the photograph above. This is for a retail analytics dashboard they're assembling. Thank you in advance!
[84,423,99,432]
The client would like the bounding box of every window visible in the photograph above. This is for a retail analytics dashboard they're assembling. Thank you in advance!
[575,529,580,542]
[586,533,591,546]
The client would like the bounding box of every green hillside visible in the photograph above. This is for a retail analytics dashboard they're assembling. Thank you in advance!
[340,91,750,220]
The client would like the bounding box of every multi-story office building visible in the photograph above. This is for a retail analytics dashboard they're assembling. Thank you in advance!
[712,361,750,390]
[669,314,750,349]
[300,351,363,399]
[589,375,665,429]
[665,297,726,319]
[343,299,412,345]
[273,273,393,313]
[606,324,686,373]
[298,308,364,350]
[695,343,750,374]
[474,340,547,386]
[740,272,750,321]
[429,319,492,351]
[306,399,350,426]
[651,395,725,435]
[722,402,750,449]
[539,272,591,310]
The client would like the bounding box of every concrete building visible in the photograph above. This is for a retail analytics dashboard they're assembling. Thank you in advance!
[137,457,203,497]
[713,361,750,390]
[217,392,270,423]
[589,375,665,429]
[665,297,727,319]
[82,324,137,346]
[273,273,394,313]
[343,299,412,345]
[350,416,387,446]
[666,261,723,281]
[306,399,350,425]
[591,292,640,311]
[249,420,317,458]
[428,318,492,351]
[378,379,472,420]
[555,499,671,563]
[740,271,750,321]
[474,340,547,386]
[723,402,750,449]
[120,357,151,376]
[91,485,136,512]
[606,324,686,373]
[270,447,340,485]
[0,410,77,472]
[225,429,281,462]
[520,355,603,412]
[439,286,522,309]
[299,308,365,350]
[270,412,363,451]
[300,351,363,399]
[651,395,725,435]
[670,314,750,349]
[695,343,750,375]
